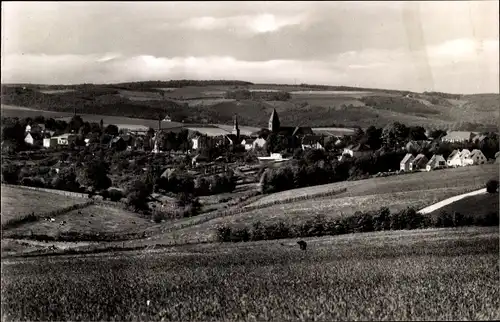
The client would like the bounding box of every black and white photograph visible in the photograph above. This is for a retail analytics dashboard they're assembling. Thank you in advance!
[1,1,499,321]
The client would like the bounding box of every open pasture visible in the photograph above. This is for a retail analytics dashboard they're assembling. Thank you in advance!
[0,185,89,226]
[150,186,483,244]
[2,205,154,240]
[428,192,499,217]
[2,227,498,321]
[248,164,498,208]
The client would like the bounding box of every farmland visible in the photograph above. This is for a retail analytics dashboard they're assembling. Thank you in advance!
[2,227,498,321]
[247,164,499,208]
[0,185,89,226]
[2,82,498,131]
[2,205,155,241]
[428,192,499,217]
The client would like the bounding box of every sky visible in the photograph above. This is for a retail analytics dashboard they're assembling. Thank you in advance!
[1,1,499,94]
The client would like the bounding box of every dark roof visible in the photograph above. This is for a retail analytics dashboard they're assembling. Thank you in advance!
[110,136,124,143]
[348,143,372,152]
[302,135,323,145]
[293,126,314,136]
[269,108,281,131]
[225,134,242,144]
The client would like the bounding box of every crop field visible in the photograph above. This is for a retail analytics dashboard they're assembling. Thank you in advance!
[38,89,76,94]
[247,164,499,208]
[2,227,498,321]
[428,193,499,217]
[1,105,73,119]
[0,186,89,226]
[2,205,154,240]
[148,186,485,244]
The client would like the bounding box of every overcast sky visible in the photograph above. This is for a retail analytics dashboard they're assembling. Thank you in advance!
[1,1,499,93]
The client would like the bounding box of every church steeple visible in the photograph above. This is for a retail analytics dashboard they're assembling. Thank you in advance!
[268,108,280,132]
[232,114,240,140]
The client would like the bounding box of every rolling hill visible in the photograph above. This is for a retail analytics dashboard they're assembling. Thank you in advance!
[2,81,498,131]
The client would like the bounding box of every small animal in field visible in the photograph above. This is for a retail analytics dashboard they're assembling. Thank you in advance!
[297,240,307,251]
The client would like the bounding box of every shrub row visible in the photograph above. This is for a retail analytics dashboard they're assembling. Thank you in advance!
[216,207,500,243]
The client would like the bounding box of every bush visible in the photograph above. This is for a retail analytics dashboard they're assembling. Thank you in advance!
[215,206,499,243]
[108,189,124,202]
[486,179,499,193]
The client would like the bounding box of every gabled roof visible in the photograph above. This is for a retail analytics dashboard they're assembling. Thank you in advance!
[442,131,474,141]
[302,135,323,145]
[269,108,280,130]
[110,136,124,144]
[468,149,484,158]
[400,153,415,164]
[26,132,43,140]
[347,143,372,152]
[413,154,428,163]
[447,149,460,160]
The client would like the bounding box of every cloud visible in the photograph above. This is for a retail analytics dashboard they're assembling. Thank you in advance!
[3,37,498,94]
[179,13,307,34]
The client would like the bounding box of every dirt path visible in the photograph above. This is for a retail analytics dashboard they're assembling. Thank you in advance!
[418,188,487,214]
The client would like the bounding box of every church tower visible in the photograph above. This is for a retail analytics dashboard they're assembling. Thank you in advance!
[232,114,240,140]
[268,108,280,132]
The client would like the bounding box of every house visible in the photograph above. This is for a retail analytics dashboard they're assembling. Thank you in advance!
[409,154,429,171]
[301,135,324,150]
[52,133,76,146]
[257,153,290,165]
[400,153,415,172]
[43,137,58,148]
[426,154,447,171]
[25,123,45,134]
[405,141,421,152]
[441,131,475,143]
[343,143,372,158]
[191,154,209,167]
[224,134,242,146]
[472,134,488,143]
[163,115,172,122]
[252,137,267,150]
[463,149,487,166]
[191,135,217,150]
[241,138,255,151]
[24,132,43,145]
[109,136,127,151]
[447,149,471,167]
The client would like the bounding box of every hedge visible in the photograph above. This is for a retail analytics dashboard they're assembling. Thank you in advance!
[215,207,499,243]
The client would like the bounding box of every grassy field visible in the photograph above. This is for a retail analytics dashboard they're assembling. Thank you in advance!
[142,186,485,244]
[2,205,154,240]
[4,83,498,130]
[2,227,498,321]
[248,164,499,208]
[0,186,89,226]
[428,193,499,217]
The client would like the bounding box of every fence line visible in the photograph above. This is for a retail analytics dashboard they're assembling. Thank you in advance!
[2,184,89,199]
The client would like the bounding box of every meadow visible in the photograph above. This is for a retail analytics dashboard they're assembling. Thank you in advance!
[247,164,499,208]
[1,185,89,226]
[2,205,154,241]
[2,227,498,321]
[428,192,499,217]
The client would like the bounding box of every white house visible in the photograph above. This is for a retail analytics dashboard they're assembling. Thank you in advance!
[441,131,475,143]
[43,137,58,148]
[447,149,471,167]
[463,149,487,166]
[426,154,447,171]
[25,123,45,134]
[301,135,324,150]
[343,143,372,158]
[252,138,266,150]
[400,153,415,172]
[52,133,76,146]
[409,154,429,171]
[241,138,255,151]
[25,132,43,145]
